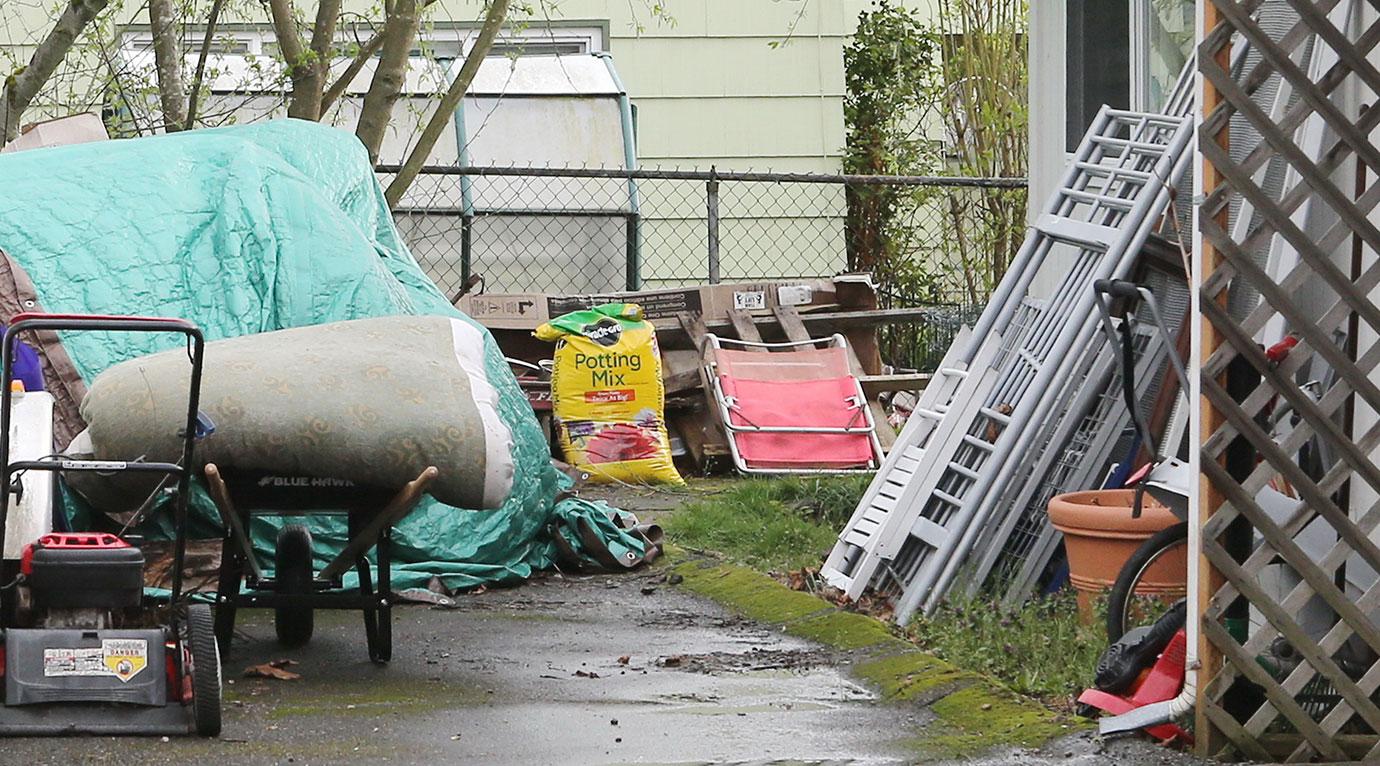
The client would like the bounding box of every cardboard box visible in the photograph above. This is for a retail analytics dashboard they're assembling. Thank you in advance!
[1,113,108,154]
[457,277,862,330]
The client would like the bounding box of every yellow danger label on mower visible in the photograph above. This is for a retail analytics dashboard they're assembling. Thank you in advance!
[101,639,148,682]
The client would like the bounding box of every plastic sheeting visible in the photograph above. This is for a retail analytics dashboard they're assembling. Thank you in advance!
[0,118,645,590]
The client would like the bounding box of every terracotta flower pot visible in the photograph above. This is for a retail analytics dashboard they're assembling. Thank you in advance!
[1047,489,1187,622]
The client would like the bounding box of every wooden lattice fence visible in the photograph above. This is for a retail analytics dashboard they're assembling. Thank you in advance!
[1198,0,1380,760]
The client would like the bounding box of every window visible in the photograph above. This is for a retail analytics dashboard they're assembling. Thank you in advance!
[1131,0,1195,111]
[487,40,590,58]
[1064,0,1130,151]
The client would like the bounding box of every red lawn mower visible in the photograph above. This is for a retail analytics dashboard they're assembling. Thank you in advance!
[0,314,221,736]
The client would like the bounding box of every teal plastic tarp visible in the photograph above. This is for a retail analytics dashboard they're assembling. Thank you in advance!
[0,119,642,589]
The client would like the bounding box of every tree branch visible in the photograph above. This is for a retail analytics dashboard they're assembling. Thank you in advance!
[385,0,510,206]
[186,0,227,128]
[319,28,385,113]
[320,0,443,115]
[354,0,421,162]
[148,0,188,132]
[0,0,111,145]
[267,0,306,67]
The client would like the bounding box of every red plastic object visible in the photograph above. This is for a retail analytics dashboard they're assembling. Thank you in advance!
[8,312,192,326]
[34,532,128,549]
[20,533,130,575]
[716,346,875,469]
[1265,335,1299,364]
[1077,629,1193,745]
[1124,462,1153,487]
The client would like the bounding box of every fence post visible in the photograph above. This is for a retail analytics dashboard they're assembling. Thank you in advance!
[625,213,640,291]
[706,166,720,284]
[460,213,473,286]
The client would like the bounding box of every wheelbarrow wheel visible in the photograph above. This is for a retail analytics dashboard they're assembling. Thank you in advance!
[275,525,314,647]
[187,602,223,737]
[1106,521,1189,644]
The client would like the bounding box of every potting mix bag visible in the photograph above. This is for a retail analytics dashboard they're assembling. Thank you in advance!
[536,303,683,485]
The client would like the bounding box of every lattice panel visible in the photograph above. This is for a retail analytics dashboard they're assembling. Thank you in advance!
[1198,1,1380,761]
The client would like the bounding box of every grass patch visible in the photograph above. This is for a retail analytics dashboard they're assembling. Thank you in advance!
[662,475,869,572]
[903,590,1102,705]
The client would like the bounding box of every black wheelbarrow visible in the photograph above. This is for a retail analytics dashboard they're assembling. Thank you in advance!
[206,463,437,664]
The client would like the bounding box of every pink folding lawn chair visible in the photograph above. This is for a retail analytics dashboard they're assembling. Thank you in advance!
[705,333,883,474]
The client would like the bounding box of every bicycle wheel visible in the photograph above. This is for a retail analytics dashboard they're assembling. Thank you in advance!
[1107,521,1189,644]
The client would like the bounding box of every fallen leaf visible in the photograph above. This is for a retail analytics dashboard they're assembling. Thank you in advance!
[617,655,630,665]
[659,655,686,668]
[244,659,301,681]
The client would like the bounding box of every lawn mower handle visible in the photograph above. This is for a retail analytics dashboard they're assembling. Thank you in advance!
[1092,279,1142,300]
[1092,280,1192,399]
[0,313,206,609]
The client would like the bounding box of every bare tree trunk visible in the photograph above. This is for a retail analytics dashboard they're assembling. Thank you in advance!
[185,0,227,128]
[148,0,187,132]
[384,0,509,206]
[355,0,421,162]
[0,0,110,145]
[266,0,319,121]
[289,0,342,120]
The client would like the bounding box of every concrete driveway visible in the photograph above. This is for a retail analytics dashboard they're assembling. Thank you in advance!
[0,566,1199,765]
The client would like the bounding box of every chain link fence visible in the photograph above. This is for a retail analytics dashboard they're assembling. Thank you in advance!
[380,164,1026,371]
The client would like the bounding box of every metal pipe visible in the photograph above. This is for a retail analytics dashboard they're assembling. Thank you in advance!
[373,163,1027,188]
[707,171,720,284]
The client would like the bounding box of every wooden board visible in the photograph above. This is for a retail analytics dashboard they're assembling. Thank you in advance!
[726,309,766,347]
[860,373,931,397]
[772,305,811,343]
[675,311,732,468]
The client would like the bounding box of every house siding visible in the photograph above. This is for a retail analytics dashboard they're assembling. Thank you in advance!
[1,1,939,173]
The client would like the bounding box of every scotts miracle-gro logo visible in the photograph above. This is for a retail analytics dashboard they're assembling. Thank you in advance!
[583,317,623,347]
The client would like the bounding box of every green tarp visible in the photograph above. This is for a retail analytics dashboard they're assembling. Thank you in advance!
[0,118,643,589]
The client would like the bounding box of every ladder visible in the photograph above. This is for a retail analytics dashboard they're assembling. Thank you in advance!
[966,322,1169,605]
[822,107,1192,620]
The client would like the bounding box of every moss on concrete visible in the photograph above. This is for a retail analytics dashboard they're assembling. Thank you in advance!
[671,560,828,625]
[853,651,972,703]
[919,683,1075,758]
[785,609,895,650]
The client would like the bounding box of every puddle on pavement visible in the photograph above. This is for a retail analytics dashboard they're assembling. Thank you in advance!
[638,609,758,631]
[672,701,836,716]
[656,691,724,704]
[655,647,828,674]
